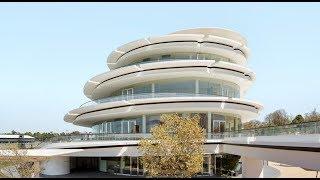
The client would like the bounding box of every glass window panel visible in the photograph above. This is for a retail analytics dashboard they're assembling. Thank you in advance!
[220,122,225,133]
[199,113,208,133]
[155,79,195,94]
[222,85,228,97]
[102,123,106,133]
[212,114,225,121]
[131,157,138,175]
[104,157,121,174]
[213,122,220,133]
[134,84,152,94]
[107,122,112,133]
[129,121,136,134]
[142,58,151,62]
[99,124,103,133]
[161,54,171,60]
[173,53,191,60]
[113,120,122,134]
[123,156,130,174]
[138,157,144,175]
[213,83,222,96]
[136,118,142,133]
[146,115,160,133]
[122,121,129,134]
[197,53,206,60]
[203,155,210,174]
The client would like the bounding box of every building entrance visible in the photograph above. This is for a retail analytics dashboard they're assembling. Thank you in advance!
[70,157,99,172]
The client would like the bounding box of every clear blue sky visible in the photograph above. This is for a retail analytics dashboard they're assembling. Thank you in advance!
[1,2,320,133]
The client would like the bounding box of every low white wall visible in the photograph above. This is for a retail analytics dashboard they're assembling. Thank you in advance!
[241,156,264,178]
[41,156,70,176]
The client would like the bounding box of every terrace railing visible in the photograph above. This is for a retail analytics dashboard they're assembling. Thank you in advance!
[79,93,237,107]
[208,120,320,139]
[38,121,320,148]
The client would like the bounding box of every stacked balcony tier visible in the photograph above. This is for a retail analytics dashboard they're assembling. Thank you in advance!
[64,28,263,134]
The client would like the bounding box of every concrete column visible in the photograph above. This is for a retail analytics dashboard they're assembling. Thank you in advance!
[207,112,212,138]
[142,115,147,133]
[195,80,199,94]
[41,156,70,176]
[241,156,264,178]
[120,157,124,174]
[151,83,155,97]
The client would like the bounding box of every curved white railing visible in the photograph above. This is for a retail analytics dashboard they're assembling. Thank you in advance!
[80,93,238,107]
[38,121,320,148]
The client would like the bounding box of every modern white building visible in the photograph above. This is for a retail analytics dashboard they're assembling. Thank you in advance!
[41,28,265,177]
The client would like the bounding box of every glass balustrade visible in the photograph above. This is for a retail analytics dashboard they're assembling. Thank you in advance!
[126,52,234,67]
[40,121,320,147]
[80,93,237,107]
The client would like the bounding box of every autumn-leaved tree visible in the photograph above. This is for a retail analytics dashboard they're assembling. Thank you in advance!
[0,143,47,178]
[242,120,262,129]
[304,108,320,122]
[264,109,291,126]
[138,113,205,178]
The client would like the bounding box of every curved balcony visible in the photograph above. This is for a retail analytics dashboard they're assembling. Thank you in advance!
[65,94,262,127]
[80,93,237,108]
[40,121,320,149]
[84,60,254,100]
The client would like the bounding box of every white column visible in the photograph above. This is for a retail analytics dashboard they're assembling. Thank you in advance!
[241,156,264,178]
[120,157,124,174]
[207,112,211,138]
[195,80,199,95]
[208,154,212,175]
[121,121,124,134]
[142,115,147,133]
[41,156,70,176]
[151,83,155,97]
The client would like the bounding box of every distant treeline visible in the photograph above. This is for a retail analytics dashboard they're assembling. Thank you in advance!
[4,131,86,141]
[243,108,320,129]
[4,108,320,140]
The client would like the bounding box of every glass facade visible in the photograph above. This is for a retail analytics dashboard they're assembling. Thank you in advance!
[92,112,241,134]
[126,52,233,66]
[108,78,240,100]
[93,117,142,134]
[98,154,227,177]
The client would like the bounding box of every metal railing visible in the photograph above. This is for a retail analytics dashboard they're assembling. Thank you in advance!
[38,121,320,148]
[80,93,237,107]
[44,133,152,144]
[208,120,320,139]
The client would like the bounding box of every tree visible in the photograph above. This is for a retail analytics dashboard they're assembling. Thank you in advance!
[220,154,241,177]
[291,114,305,124]
[242,120,262,129]
[304,108,320,122]
[264,109,291,126]
[138,113,205,178]
[0,143,47,178]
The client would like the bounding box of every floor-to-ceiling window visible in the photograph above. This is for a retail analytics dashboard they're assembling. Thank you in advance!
[146,115,160,133]
[154,79,196,94]
[92,113,241,134]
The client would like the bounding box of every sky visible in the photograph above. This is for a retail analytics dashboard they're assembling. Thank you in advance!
[0,2,320,133]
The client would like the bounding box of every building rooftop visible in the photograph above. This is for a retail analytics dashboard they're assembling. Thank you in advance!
[0,135,35,139]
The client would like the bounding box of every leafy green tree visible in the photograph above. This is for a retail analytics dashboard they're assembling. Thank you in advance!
[291,114,305,124]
